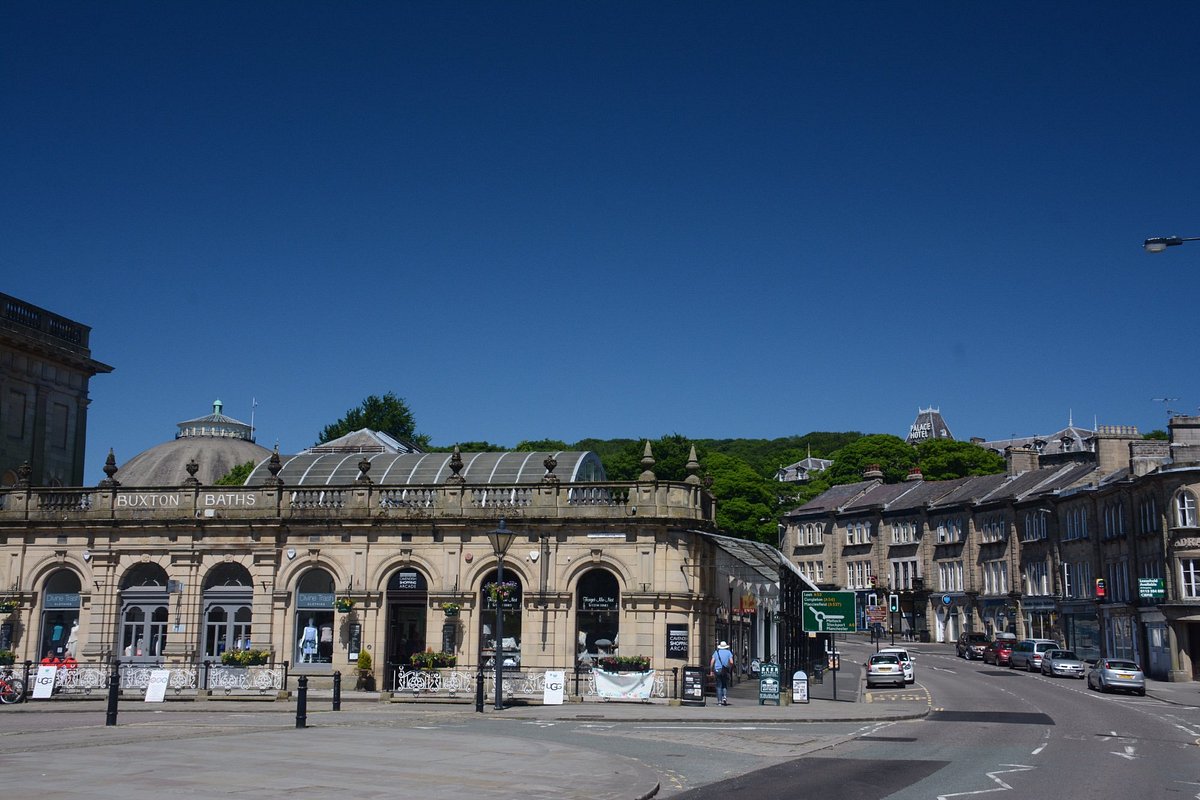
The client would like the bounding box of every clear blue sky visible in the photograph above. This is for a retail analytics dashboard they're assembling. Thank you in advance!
[4,3,1199,484]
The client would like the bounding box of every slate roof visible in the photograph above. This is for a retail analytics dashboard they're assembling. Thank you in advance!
[784,480,878,517]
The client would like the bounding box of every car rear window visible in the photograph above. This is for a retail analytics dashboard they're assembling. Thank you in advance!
[871,655,899,664]
[966,634,989,643]
[1106,660,1139,670]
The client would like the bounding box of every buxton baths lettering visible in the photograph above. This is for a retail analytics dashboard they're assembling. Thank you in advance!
[116,493,182,508]
[204,493,257,507]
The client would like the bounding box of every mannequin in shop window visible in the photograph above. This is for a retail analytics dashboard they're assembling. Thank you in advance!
[300,619,318,663]
[66,620,79,658]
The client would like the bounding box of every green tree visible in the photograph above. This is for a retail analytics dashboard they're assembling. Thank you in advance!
[1143,429,1168,441]
[214,460,256,486]
[424,441,507,452]
[705,452,784,543]
[822,434,918,485]
[915,439,1005,481]
[598,434,697,481]
[318,392,429,448]
[515,439,570,452]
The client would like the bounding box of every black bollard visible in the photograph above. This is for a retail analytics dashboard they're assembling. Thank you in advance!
[296,675,308,729]
[475,666,484,713]
[332,670,341,711]
[105,660,121,726]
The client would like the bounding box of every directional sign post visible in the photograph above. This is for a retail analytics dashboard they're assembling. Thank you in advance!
[802,591,857,633]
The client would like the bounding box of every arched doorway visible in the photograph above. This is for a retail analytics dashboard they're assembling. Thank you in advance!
[203,563,254,659]
[386,568,428,685]
[575,568,620,669]
[120,564,169,662]
[480,570,522,668]
[40,569,82,661]
[295,568,335,665]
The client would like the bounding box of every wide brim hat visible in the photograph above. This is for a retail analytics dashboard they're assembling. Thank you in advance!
[718,641,730,649]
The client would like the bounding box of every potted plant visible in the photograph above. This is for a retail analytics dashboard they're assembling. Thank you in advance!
[597,655,651,673]
[355,650,375,690]
[0,601,16,615]
[441,602,460,617]
[335,596,355,613]
[0,649,15,665]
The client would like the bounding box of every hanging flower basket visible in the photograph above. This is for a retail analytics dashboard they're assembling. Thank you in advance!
[0,602,16,615]
[441,602,460,617]
[335,597,355,613]
[485,581,519,604]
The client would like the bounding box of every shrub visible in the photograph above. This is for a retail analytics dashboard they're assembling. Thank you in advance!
[597,655,650,672]
[356,650,372,672]
[410,650,457,670]
[220,649,270,666]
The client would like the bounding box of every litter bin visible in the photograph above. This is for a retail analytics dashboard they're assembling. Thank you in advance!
[811,661,824,684]
[791,670,809,704]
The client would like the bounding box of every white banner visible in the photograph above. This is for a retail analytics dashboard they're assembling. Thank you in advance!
[145,669,171,702]
[543,670,565,705]
[593,669,653,700]
[32,666,57,699]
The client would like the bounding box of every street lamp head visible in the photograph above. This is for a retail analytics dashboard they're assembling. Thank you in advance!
[1143,235,1200,253]
[486,518,516,558]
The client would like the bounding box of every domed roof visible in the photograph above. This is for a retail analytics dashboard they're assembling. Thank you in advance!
[114,400,272,486]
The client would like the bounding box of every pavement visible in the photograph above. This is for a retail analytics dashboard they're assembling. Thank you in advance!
[0,641,1195,799]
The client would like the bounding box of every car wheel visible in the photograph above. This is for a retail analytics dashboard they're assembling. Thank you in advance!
[1029,661,1038,673]
[1136,689,1146,696]
[1098,677,1108,693]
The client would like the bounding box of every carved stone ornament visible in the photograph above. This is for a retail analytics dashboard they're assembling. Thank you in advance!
[16,460,32,488]
[265,447,284,486]
[542,455,559,483]
[98,450,120,488]
[447,446,465,484]
[183,458,200,486]
[638,441,656,482]
[357,457,373,485]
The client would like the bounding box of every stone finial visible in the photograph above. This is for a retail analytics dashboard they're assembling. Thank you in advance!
[684,445,701,485]
[447,445,465,484]
[265,446,284,487]
[183,458,200,487]
[356,457,373,485]
[542,455,559,483]
[98,450,120,488]
[638,441,656,481]
[16,461,32,488]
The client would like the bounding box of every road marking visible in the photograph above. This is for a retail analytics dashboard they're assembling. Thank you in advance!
[1111,745,1138,760]
[937,763,1035,799]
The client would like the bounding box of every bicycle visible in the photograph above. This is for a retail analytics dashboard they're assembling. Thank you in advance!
[0,666,25,704]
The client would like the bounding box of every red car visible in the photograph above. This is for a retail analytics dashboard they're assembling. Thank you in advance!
[982,639,1014,666]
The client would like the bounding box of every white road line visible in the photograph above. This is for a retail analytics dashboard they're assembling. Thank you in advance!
[937,763,1035,799]
[1110,745,1138,760]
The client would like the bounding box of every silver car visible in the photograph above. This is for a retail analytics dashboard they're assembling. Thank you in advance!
[1087,658,1146,695]
[1040,649,1086,678]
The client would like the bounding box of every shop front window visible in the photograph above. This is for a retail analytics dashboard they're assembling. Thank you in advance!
[203,563,254,659]
[295,568,335,665]
[119,564,169,662]
[40,569,82,661]
[575,569,620,670]
[481,570,522,668]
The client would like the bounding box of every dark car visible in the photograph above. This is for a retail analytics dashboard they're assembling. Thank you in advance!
[982,638,1014,666]
[957,632,991,660]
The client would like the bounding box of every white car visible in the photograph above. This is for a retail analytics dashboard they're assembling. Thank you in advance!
[877,646,915,683]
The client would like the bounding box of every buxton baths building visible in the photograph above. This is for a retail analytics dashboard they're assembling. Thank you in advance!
[782,420,1200,683]
[0,421,819,701]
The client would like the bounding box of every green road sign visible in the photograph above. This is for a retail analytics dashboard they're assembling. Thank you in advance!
[1138,578,1164,599]
[802,591,857,633]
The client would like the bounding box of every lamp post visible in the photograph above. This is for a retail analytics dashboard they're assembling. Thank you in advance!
[486,518,516,711]
[1144,235,1200,253]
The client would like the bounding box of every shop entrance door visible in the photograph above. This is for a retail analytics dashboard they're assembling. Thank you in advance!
[384,568,428,689]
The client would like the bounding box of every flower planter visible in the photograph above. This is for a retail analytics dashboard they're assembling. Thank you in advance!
[0,604,17,615]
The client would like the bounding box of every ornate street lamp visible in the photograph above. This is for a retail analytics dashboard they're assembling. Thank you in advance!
[486,518,516,710]
[1144,235,1200,253]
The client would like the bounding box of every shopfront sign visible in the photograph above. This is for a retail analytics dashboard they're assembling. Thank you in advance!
[682,666,706,705]
[43,592,80,609]
[758,662,781,706]
[297,592,335,609]
[144,669,170,702]
[543,670,565,705]
[32,666,57,699]
[580,592,618,611]
[666,624,689,659]
[390,571,427,591]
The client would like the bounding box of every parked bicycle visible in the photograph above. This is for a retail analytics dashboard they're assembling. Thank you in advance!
[0,666,26,704]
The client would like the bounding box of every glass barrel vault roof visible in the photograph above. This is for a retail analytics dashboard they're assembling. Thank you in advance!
[244,451,606,486]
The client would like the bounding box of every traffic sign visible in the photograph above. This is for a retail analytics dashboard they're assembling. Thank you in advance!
[802,591,857,632]
[866,605,886,623]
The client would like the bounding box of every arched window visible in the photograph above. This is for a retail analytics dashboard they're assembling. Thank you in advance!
[120,564,169,662]
[1176,490,1197,528]
[295,568,335,665]
[575,569,620,669]
[480,569,522,668]
[40,569,81,661]
[203,563,254,659]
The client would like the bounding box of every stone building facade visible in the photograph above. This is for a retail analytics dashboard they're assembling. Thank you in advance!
[0,442,816,691]
[783,421,1200,682]
[0,293,112,487]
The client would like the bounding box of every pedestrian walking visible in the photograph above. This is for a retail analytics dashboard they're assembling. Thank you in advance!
[710,640,734,705]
